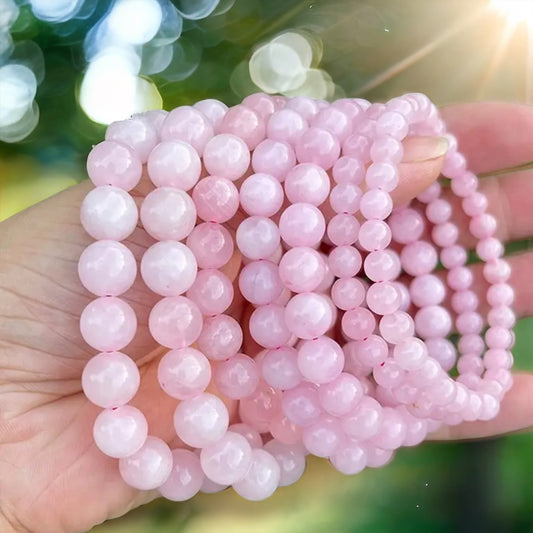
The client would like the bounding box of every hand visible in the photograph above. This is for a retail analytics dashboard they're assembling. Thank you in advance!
[0,102,530,532]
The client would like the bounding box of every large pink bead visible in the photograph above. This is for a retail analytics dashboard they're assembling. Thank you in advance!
[330,440,367,475]
[203,133,251,180]
[282,382,322,427]
[119,436,173,490]
[249,304,292,348]
[328,245,363,279]
[105,117,158,163]
[285,96,319,120]
[278,246,325,293]
[240,173,284,217]
[285,292,333,340]
[80,297,137,351]
[366,282,401,315]
[297,336,344,384]
[239,382,282,433]
[81,186,138,241]
[295,127,340,170]
[312,106,352,143]
[409,274,445,307]
[365,162,399,192]
[140,187,196,241]
[192,176,239,223]
[159,449,205,501]
[341,307,376,341]
[214,353,260,399]
[302,415,344,458]
[331,277,366,311]
[236,216,280,260]
[329,183,363,214]
[319,372,364,417]
[229,423,263,449]
[269,415,303,446]
[243,93,276,119]
[393,337,427,370]
[379,311,414,344]
[197,314,243,361]
[279,203,326,248]
[251,139,296,181]
[87,140,142,191]
[157,347,211,400]
[219,105,265,150]
[415,305,452,338]
[352,335,388,367]
[358,219,392,251]
[332,156,365,184]
[388,208,425,244]
[401,241,438,276]
[233,449,281,501]
[261,346,302,390]
[78,240,137,297]
[187,269,233,315]
[370,135,403,163]
[82,351,140,408]
[93,405,148,458]
[364,250,401,282]
[193,99,228,131]
[238,260,283,305]
[267,108,307,144]
[186,222,234,269]
[173,392,229,448]
[341,396,383,440]
[359,189,393,220]
[133,109,167,132]
[147,141,201,191]
[149,296,203,348]
[370,407,407,450]
[263,439,306,487]
[141,241,197,296]
[284,163,330,206]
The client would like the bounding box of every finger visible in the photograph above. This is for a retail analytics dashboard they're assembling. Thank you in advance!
[428,372,533,440]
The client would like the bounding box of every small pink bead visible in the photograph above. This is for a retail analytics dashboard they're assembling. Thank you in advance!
[359,189,393,220]
[173,392,229,448]
[483,349,513,370]
[440,245,467,269]
[370,135,403,164]
[450,170,477,197]
[476,237,504,261]
[284,163,330,206]
[203,133,251,181]
[236,216,280,260]
[160,106,214,155]
[252,139,296,181]
[409,274,445,307]
[233,449,281,501]
[295,127,340,170]
[365,162,399,192]
[192,176,239,223]
[408,358,441,387]
[279,203,326,248]
[332,98,366,119]
[394,281,411,311]
[213,353,260,399]
[462,192,488,217]
[297,336,344,384]
[329,183,362,214]
[457,354,484,375]
[105,117,158,163]
[302,415,343,458]
[263,439,306,487]
[193,99,228,131]
[238,260,283,305]
[285,96,319,120]
[80,297,137,352]
[239,382,282,433]
[487,283,514,307]
[328,245,363,278]
[186,222,234,269]
[82,351,140,408]
[341,396,383,440]
[379,311,415,344]
[319,373,364,417]
[159,449,205,502]
[485,326,513,349]
[331,277,366,311]
[261,346,302,390]
[149,296,203,349]
[332,156,365,184]
[364,250,401,281]
[342,134,371,161]
[147,141,201,190]
[487,306,516,328]
[140,187,196,241]
[375,111,408,140]
[330,440,367,475]
[282,382,322,427]
[187,269,233,316]
[312,106,352,143]
[219,104,265,150]
[268,416,303,447]
[447,266,473,291]
[93,405,147,458]
[267,108,307,144]
[401,241,438,276]
[388,208,425,244]
[141,241,197,297]
[426,198,452,224]
[327,214,360,246]
[87,140,142,191]
[285,292,333,340]
[393,337,427,370]
[373,359,406,388]
[279,246,325,293]
[370,408,407,452]
[240,173,284,217]
[354,335,388,367]
[483,259,511,283]
[250,304,292,348]
[229,423,263,449]
[366,282,401,315]
[458,334,485,356]
[81,186,138,241]
[197,314,243,361]
[341,307,376,341]
[456,311,483,335]
[243,93,276,119]
[469,213,497,239]
[133,109,167,132]
[158,347,211,400]
[451,290,478,313]
[414,305,452,338]
[358,220,392,251]
[432,222,459,248]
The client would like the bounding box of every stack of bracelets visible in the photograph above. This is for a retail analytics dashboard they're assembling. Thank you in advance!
[78,92,514,502]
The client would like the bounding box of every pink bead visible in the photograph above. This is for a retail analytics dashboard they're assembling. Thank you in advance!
[214,353,260,399]
[282,382,322,427]
[462,192,488,217]
[233,449,281,501]
[229,423,263,449]
[140,187,196,241]
[160,106,214,155]
[365,162,399,192]
[267,108,307,144]
[197,314,243,361]
[373,359,406,388]
[488,306,515,328]
[268,415,303,446]
[476,237,504,261]
[279,203,326,248]
[331,277,366,311]
[285,292,333,340]
[366,282,401,315]
[187,269,233,316]
[78,240,137,297]
[447,266,473,291]
[451,290,478,313]
[80,297,137,352]
[239,382,282,433]
[236,216,280,260]
[393,337,427,370]
[87,140,142,191]
[157,347,211,400]
[312,107,352,143]
[261,346,302,390]
[319,373,363,417]
[119,436,173,490]
[409,274,445,307]
[240,173,284,217]
[284,163,330,206]
[302,415,343,458]
[358,219,392,251]
[379,311,414,344]
[456,312,483,335]
[82,352,140,408]
[329,183,362,214]
[364,250,401,281]
[193,99,228,131]
[342,133,371,161]
[415,305,452,338]
[332,156,365,184]
[219,105,265,150]
[149,296,203,349]
[457,354,484,375]
[242,93,276,119]
[330,440,367,475]
[279,247,325,293]
[203,133,251,180]
[93,405,147,458]
[450,171,477,196]
[342,307,376,341]
[359,189,393,220]
[147,141,201,190]
[432,222,459,248]
[441,245,467,269]
[370,407,407,450]
[401,241,438,276]
[252,139,296,181]
[484,349,513,370]
[238,260,283,305]
[485,326,513,349]
[328,245,362,278]
[285,96,319,120]
[186,222,234,269]
[141,241,197,297]
[341,396,383,440]
[159,449,205,501]
[81,186,138,241]
[327,214,360,246]
[458,334,485,356]
[487,283,514,307]
[426,198,452,224]
[484,259,511,283]
[375,111,408,140]
[105,117,158,163]
[388,208,425,244]
[192,176,239,223]
[295,127,340,170]
[173,392,229,448]
[250,304,292,348]
[297,336,344,384]
[263,439,306,487]
[370,135,403,164]
[352,335,388,367]
[133,109,167,132]
[469,213,497,239]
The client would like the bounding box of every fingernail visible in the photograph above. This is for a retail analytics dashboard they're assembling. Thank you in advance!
[402,136,449,163]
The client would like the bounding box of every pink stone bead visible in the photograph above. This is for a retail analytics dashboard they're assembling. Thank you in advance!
[451,171,478,198]
[214,353,260,399]
[441,245,467,269]
[149,296,203,349]
[365,162,399,192]
[233,448,281,501]
[375,111,408,140]
[447,266,473,291]
[418,181,443,203]
[352,335,388,367]
[393,337,427,370]
[330,440,367,475]
[269,415,303,446]
[485,326,513,349]
[401,241,438,276]
[297,336,344,384]
[193,99,228,131]
[133,109,167,133]
[250,304,292,348]
[408,358,441,387]
[316,255,336,292]
[200,431,253,485]
[331,277,366,311]
[487,283,514,307]
[469,213,497,239]
[312,106,352,143]
[192,176,239,223]
[457,354,484,375]
[261,346,302,390]
[370,135,403,164]
[141,241,197,296]
[279,203,326,248]
[159,449,205,501]
[285,292,333,340]
[284,163,330,206]
[332,156,365,184]
[379,311,415,344]
[81,186,138,241]
[484,349,513,370]
[243,93,276,119]
[282,382,322,427]
[219,105,265,150]
[78,240,137,297]
[160,106,214,155]
[484,259,511,283]
[199,477,228,494]
[263,439,306,487]
[319,373,364,417]
[358,219,392,251]
[302,415,343,458]
[140,187,196,241]
[366,282,401,315]
[342,133,371,161]
[364,250,401,281]
[327,214,360,246]
[267,108,307,144]
[279,247,325,293]
[370,407,407,450]
[93,405,147,458]
[285,96,319,120]
[186,222,234,269]
[373,359,406,388]
[388,208,425,244]
[332,98,366,119]
[236,216,280,260]
[458,334,485,357]
[187,269,233,316]
[240,173,284,217]
[456,311,483,335]
[87,140,142,191]
[476,237,504,261]
[394,281,411,311]
[409,274,445,307]
[82,351,140,408]
[451,290,478,313]
[197,314,243,361]
[488,306,515,328]
[119,436,173,490]
[239,382,283,433]
[147,140,201,191]
[229,423,263,449]
[341,396,383,440]
[342,307,376,341]
[359,189,393,220]
[432,222,459,248]
[173,392,229,448]
[295,127,340,170]
[203,133,251,181]
[157,347,211,400]
[329,183,362,215]
[414,305,452,338]
[426,198,452,224]
[105,117,158,163]
[251,139,296,182]
[238,260,283,305]
[80,297,137,352]
[328,245,363,278]
[462,191,488,217]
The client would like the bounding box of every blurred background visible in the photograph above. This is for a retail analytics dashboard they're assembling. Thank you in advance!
[2,0,533,531]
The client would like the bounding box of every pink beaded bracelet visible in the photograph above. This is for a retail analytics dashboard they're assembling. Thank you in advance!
[78,92,514,501]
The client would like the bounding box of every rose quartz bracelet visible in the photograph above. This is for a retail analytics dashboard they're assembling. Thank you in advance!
[78,92,514,501]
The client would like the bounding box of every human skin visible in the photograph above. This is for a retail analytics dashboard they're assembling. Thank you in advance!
[1,102,533,532]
